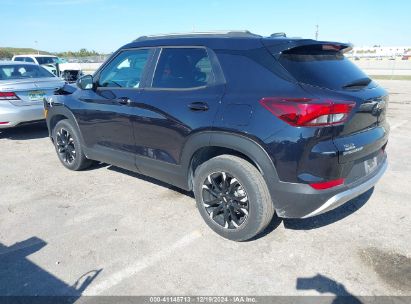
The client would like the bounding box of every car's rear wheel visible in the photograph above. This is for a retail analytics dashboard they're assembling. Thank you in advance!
[52,119,92,171]
[193,155,274,241]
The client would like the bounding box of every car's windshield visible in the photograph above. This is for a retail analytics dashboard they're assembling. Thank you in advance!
[35,57,58,65]
[0,64,55,80]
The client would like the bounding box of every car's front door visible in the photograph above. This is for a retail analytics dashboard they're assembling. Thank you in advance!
[74,48,155,169]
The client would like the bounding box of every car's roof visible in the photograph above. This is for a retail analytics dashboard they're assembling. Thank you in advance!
[0,61,37,65]
[12,54,57,58]
[123,31,294,50]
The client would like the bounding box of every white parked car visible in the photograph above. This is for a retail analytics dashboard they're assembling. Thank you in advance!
[11,54,83,82]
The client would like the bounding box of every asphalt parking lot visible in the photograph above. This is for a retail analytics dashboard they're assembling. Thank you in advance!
[0,80,410,298]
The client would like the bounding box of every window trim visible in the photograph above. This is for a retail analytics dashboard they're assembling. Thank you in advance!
[94,47,157,91]
[146,46,220,92]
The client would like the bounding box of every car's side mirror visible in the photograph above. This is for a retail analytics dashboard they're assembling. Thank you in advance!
[77,75,94,90]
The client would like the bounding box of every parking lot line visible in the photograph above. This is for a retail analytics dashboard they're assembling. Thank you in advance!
[83,230,202,295]
[390,119,408,130]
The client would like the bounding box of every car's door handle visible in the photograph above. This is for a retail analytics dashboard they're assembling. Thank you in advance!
[188,102,209,111]
[117,97,131,105]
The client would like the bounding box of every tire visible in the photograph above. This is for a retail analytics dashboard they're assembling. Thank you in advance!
[52,119,92,171]
[193,155,275,241]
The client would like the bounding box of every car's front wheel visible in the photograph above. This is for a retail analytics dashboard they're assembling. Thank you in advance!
[52,119,92,171]
[193,155,275,241]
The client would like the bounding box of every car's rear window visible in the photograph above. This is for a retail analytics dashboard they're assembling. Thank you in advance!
[0,64,55,80]
[276,44,370,90]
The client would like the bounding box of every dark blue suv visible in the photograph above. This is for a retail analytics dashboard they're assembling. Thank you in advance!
[45,31,388,241]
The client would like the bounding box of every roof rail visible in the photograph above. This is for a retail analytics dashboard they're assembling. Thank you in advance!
[270,32,287,38]
[134,30,261,42]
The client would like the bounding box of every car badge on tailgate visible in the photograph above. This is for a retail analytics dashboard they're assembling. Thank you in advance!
[343,143,364,155]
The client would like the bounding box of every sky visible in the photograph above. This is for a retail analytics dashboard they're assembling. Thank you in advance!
[1,0,410,53]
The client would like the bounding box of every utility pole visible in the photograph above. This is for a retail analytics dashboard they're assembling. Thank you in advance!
[315,24,319,40]
[34,40,39,54]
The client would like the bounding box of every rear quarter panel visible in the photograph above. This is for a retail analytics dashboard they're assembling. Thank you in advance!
[213,50,338,183]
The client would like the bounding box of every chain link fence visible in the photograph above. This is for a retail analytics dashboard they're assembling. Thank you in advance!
[64,55,110,64]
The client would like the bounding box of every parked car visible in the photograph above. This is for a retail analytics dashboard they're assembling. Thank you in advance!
[44,31,389,241]
[0,61,65,128]
[12,54,83,82]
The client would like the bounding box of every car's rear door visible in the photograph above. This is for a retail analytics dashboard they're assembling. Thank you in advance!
[74,48,155,169]
[127,47,226,185]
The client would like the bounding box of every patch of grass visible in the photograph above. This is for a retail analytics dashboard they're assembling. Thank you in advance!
[371,75,411,81]
[0,47,51,59]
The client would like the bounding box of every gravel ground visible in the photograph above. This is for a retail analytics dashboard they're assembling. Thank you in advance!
[0,80,410,298]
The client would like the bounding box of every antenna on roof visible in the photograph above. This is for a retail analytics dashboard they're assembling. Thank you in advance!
[315,24,319,40]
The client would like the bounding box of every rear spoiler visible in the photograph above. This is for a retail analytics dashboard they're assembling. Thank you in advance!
[262,38,353,55]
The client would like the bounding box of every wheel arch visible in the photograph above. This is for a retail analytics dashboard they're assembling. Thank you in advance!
[47,105,85,146]
[181,132,280,208]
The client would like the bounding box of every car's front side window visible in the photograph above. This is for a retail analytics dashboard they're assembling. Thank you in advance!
[98,49,152,88]
[152,48,214,89]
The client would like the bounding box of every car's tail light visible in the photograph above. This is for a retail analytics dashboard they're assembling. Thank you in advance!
[259,97,355,127]
[0,92,20,100]
[310,178,345,190]
[0,122,9,125]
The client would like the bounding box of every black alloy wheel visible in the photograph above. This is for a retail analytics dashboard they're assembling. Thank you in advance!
[194,155,275,241]
[202,171,249,229]
[52,119,93,171]
[56,128,76,165]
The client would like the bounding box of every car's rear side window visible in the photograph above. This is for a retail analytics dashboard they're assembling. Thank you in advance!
[276,45,369,90]
[36,57,58,65]
[152,48,214,89]
[22,57,35,63]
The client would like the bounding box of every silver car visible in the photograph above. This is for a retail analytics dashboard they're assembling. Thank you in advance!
[0,61,65,129]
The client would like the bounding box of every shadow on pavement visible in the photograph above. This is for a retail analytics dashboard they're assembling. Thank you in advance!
[296,274,362,304]
[108,165,194,198]
[0,122,49,140]
[0,236,101,298]
[283,188,374,230]
[108,166,373,238]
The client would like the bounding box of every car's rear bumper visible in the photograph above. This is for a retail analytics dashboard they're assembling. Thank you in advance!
[302,158,387,218]
[272,153,387,218]
[0,102,44,128]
